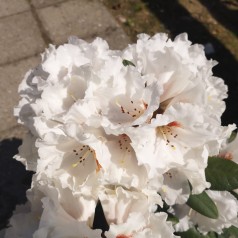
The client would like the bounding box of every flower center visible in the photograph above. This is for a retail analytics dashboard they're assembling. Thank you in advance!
[118,134,131,153]
[116,99,148,120]
[156,121,180,150]
[117,134,133,165]
[71,145,101,172]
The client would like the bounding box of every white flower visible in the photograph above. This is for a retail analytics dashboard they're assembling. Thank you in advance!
[98,186,162,225]
[9,33,236,237]
[35,125,103,190]
[14,37,113,133]
[97,68,162,132]
[127,103,227,178]
[98,186,176,238]
[159,168,190,205]
[33,183,100,238]
[123,33,228,120]
[98,133,149,189]
[6,175,101,238]
[105,212,176,238]
[34,219,102,238]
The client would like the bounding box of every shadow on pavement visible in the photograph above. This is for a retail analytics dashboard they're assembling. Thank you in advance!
[0,138,33,230]
[198,0,238,37]
[143,0,238,126]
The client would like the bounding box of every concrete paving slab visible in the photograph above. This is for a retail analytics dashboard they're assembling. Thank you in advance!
[0,125,28,140]
[84,26,130,51]
[31,0,65,9]
[0,12,46,65]
[37,0,130,49]
[0,0,30,18]
[0,56,40,139]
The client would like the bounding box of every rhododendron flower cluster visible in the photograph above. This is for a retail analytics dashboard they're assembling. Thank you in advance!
[5,33,238,237]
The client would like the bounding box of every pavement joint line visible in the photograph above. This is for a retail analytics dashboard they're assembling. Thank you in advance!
[26,0,52,45]
[32,0,67,9]
[0,53,41,67]
[0,9,30,21]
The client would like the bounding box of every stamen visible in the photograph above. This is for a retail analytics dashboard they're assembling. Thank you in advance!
[68,91,77,102]
[95,157,102,172]
[157,124,178,149]
[71,145,102,172]
[142,101,148,109]
[117,134,132,153]
[116,99,147,119]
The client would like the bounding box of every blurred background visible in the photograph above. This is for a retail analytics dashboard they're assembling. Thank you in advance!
[0,0,237,233]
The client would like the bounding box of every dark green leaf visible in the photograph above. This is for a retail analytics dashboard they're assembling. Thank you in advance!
[122,59,136,67]
[186,191,219,219]
[155,199,170,213]
[155,200,179,224]
[206,232,218,238]
[175,228,209,238]
[228,132,237,143]
[176,228,218,238]
[175,228,202,238]
[218,226,238,238]
[167,213,179,224]
[205,157,238,191]
[229,190,238,200]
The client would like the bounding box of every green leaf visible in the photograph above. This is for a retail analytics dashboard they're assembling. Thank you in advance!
[186,191,219,219]
[155,200,179,224]
[175,228,203,238]
[228,131,237,143]
[176,228,218,238]
[175,228,210,238]
[207,232,218,238]
[229,190,238,200]
[218,226,238,238]
[122,59,136,67]
[205,157,238,191]
[167,213,179,225]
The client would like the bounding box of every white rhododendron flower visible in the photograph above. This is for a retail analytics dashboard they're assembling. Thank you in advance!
[122,33,227,117]
[105,212,176,238]
[6,33,238,237]
[127,102,229,179]
[98,186,162,224]
[33,185,101,238]
[159,168,190,205]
